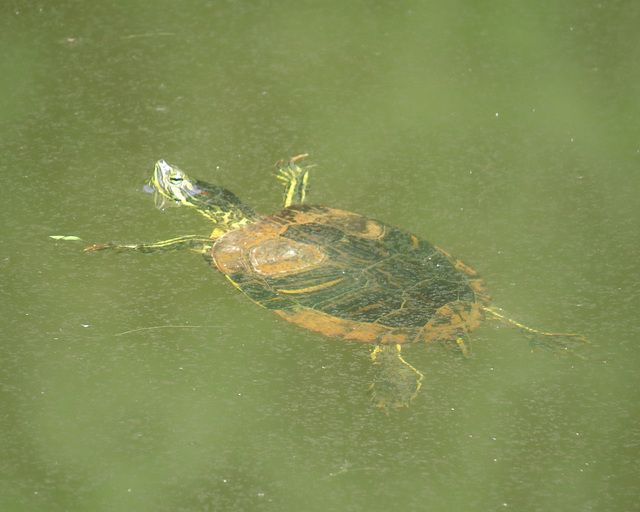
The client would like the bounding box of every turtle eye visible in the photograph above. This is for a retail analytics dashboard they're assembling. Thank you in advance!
[169,175,183,185]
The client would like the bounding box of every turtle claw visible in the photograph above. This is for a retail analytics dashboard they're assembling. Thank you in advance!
[442,335,473,358]
[275,154,314,207]
[484,307,589,358]
[525,332,590,359]
[83,243,113,252]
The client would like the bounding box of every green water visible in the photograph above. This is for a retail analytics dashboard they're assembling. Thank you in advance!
[2,1,638,511]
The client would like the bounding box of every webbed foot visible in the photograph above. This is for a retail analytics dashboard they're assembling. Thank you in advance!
[369,344,424,410]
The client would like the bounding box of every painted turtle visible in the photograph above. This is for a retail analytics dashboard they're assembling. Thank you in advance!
[86,156,586,408]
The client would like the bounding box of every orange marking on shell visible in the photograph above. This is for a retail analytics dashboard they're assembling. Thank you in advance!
[212,205,490,346]
[274,303,484,346]
[276,308,395,343]
[419,300,485,342]
[249,239,325,276]
[283,206,385,239]
[213,216,293,274]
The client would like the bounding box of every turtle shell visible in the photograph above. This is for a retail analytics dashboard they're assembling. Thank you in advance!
[211,204,490,345]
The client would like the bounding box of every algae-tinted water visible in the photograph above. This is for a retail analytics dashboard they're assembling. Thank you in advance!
[1,2,638,511]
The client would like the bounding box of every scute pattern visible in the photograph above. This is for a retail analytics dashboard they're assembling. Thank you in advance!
[212,204,490,344]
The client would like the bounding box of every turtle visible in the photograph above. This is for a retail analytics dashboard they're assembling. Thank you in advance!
[85,155,586,408]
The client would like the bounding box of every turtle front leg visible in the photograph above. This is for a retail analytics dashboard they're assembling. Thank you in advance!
[84,235,214,255]
[275,154,313,207]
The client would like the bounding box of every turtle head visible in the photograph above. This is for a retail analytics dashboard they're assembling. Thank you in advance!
[145,160,258,235]
[145,160,202,209]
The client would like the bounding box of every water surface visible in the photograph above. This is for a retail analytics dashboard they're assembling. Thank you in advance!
[1,1,638,511]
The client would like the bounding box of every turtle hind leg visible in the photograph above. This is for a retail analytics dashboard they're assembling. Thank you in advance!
[483,306,590,357]
[275,154,313,207]
[442,334,473,358]
[369,344,424,410]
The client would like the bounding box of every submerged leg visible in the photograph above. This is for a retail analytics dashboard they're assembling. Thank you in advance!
[369,344,424,409]
[275,154,313,207]
[84,235,214,255]
[443,335,473,358]
[484,306,589,356]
